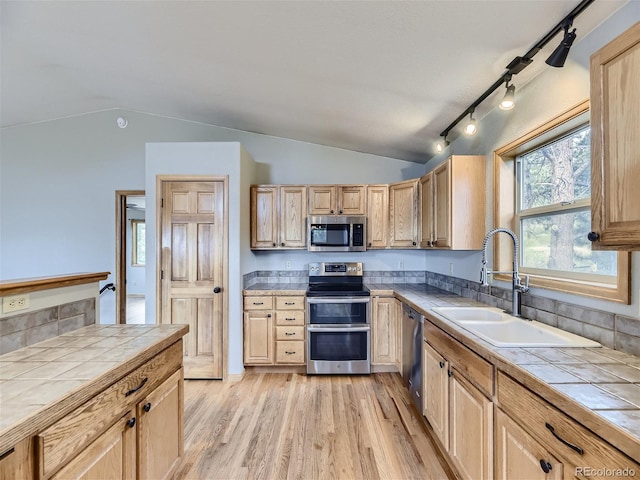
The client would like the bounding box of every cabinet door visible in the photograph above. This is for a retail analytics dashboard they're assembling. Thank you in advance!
[371,297,397,365]
[389,180,419,248]
[279,185,307,248]
[433,161,451,248]
[590,22,640,250]
[50,413,136,480]
[496,408,564,480]
[419,172,434,248]
[366,185,389,248]
[339,185,366,215]
[244,311,274,364]
[137,368,184,480]
[423,342,449,450]
[250,186,278,248]
[449,369,493,480]
[0,437,34,480]
[308,185,337,215]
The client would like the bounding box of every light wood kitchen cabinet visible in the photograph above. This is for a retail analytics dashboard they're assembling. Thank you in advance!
[495,408,564,480]
[421,155,486,250]
[590,22,640,250]
[371,296,399,365]
[243,294,305,366]
[366,184,389,248]
[0,436,35,480]
[308,185,366,215]
[250,185,307,249]
[389,179,420,248]
[422,341,449,449]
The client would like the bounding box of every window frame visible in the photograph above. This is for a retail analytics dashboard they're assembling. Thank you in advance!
[493,99,630,304]
[132,219,146,267]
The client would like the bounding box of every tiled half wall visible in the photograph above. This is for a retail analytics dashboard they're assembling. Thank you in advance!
[0,298,96,355]
[243,270,640,356]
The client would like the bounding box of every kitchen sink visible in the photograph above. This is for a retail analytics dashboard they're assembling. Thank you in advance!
[431,307,601,348]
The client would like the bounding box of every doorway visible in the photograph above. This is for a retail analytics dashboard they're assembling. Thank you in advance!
[116,190,146,324]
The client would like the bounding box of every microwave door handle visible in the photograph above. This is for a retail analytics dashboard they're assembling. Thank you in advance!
[307,326,370,333]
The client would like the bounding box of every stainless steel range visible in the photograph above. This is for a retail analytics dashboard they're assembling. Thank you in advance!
[306,262,371,375]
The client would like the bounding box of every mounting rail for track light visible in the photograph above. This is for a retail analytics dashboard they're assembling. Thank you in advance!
[438,0,595,141]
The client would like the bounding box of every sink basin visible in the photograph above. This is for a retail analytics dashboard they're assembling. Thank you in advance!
[431,307,601,348]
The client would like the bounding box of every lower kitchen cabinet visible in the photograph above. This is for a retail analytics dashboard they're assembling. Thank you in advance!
[0,436,35,480]
[371,296,399,366]
[244,310,274,364]
[495,408,564,480]
[422,341,449,449]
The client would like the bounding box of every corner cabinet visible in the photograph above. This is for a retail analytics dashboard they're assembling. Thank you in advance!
[250,185,307,249]
[420,155,486,250]
[590,22,640,250]
[389,179,420,248]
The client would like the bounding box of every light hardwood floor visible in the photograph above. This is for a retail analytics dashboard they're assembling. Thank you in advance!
[175,373,453,480]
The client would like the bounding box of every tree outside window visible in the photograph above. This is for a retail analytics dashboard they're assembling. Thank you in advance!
[132,220,146,266]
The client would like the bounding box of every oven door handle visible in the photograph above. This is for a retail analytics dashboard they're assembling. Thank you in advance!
[307,326,371,333]
[306,297,370,304]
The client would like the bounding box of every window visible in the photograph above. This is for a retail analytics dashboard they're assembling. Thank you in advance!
[494,100,630,303]
[132,220,146,266]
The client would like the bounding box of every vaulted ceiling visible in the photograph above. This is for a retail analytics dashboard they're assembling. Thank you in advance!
[0,1,628,162]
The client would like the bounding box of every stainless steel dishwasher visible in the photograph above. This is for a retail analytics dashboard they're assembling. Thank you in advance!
[402,303,424,412]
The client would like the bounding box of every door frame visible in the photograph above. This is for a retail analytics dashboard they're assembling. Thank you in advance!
[115,190,145,324]
[156,175,229,380]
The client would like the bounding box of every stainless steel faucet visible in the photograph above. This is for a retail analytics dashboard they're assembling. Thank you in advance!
[480,228,529,317]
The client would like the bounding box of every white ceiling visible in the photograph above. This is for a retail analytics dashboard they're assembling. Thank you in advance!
[0,0,628,163]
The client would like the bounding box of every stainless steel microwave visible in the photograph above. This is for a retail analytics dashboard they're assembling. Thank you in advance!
[308,215,366,252]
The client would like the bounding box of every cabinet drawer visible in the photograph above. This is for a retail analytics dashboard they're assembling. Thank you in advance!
[244,296,273,310]
[275,311,305,325]
[425,319,494,396]
[275,326,305,341]
[275,296,305,310]
[275,341,305,364]
[36,340,183,479]
[497,371,639,476]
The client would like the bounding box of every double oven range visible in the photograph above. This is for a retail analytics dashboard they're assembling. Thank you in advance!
[306,262,371,375]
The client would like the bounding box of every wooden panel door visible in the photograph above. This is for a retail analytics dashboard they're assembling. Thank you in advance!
[338,185,366,215]
[244,310,274,364]
[366,185,389,248]
[433,161,452,248]
[371,297,397,365]
[423,342,449,450]
[250,185,278,248]
[161,180,225,379]
[279,185,307,248]
[419,172,434,248]
[590,22,640,249]
[389,179,419,248]
[308,185,337,215]
[495,408,564,480]
[50,413,136,480]
[138,369,184,480]
[449,368,493,480]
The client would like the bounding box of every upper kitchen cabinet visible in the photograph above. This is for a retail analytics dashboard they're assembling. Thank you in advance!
[366,184,389,248]
[389,179,420,248]
[308,185,366,215]
[590,22,640,250]
[421,155,486,250]
[250,185,307,249]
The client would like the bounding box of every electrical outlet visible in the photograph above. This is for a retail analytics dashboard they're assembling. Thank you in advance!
[449,263,454,275]
[285,260,292,270]
[2,294,30,313]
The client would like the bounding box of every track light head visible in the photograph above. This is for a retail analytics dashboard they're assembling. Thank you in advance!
[463,111,477,135]
[499,82,516,110]
[546,20,577,68]
[435,137,450,153]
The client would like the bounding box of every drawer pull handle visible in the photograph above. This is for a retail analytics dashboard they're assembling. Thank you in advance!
[285,332,296,336]
[253,302,264,305]
[127,417,136,428]
[125,377,148,397]
[447,370,453,377]
[285,351,296,355]
[439,361,445,368]
[539,460,552,473]
[0,447,15,461]
[284,302,295,305]
[285,317,296,321]
[143,402,152,412]
[545,423,584,455]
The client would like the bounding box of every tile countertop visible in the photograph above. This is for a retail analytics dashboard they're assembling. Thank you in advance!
[243,283,308,295]
[0,323,188,454]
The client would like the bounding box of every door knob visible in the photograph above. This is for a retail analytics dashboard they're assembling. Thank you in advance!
[213,286,221,293]
[587,231,600,242]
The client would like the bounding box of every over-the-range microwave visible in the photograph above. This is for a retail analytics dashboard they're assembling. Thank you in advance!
[308,215,366,252]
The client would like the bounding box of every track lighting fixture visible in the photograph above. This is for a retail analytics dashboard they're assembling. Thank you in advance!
[499,78,516,110]
[435,136,450,153]
[463,111,477,135]
[546,19,577,67]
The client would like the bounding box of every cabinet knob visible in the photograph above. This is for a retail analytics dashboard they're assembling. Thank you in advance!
[339,210,343,214]
[439,361,445,368]
[272,242,276,247]
[127,418,136,428]
[447,370,453,377]
[143,402,152,412]
[539,460,552,473]
[281,242,285,246]
[367,242,372,247]
[213,286,221,294]
[330,210,334,214]
[267,313,272,318]
[587,231,600,242]
[412,241,417,246]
